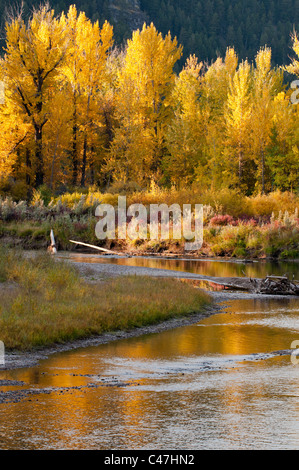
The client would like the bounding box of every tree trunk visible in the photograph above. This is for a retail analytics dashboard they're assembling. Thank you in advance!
[90,158,94,186]
[81,95,91,187]
[35,125,44,187]
[261,147,265,194]
[72,125,78,185]
[71,94,78,186]
[238,147,243,187]
[50,132,60,190]
[26,147,31,187]
[80,134,87,187]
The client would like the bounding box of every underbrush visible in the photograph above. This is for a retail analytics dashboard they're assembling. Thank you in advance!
[205,218,299,259]
[1,188,298,220]
[0,188,298,258]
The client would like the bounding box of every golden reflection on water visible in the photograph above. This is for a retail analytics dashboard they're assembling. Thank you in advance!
[65,253,299,280]
[1,295,299,449]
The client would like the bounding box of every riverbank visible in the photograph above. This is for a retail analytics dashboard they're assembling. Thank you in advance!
[2,286,293,373]
[0,249,213,358]
[1,251,299,372]
[1,189,299,260]
[1,295,222,372]
[1,227,299,261]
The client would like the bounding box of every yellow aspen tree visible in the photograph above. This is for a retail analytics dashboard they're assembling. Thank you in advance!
[281,32,299,190]
[269,91,299,191]
[251,47,283,193]
[60,5,87,186]
[43,86,73,190]
[285,32,299,77]
[60,6,113,187]
[285,33,299,192]
[225,59,252,189]
[78,19,113,186]
[108,75,155,185]
[0,106,29,184]
[201,47,238,187]
[94,88,118,188]
[203,47,238,119]
[114,23,182,184]
[97,48,125,187]
[165,55,203,187]
[0,63,28,183]
[3,5,67,187]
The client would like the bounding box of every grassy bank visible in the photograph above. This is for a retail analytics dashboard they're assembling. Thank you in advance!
[0,250,211,351]
[0,188,298,259]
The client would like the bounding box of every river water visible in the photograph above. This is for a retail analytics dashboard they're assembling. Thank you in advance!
[0,257,299,450]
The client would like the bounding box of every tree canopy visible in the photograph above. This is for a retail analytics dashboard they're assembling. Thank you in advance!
[0,4,298,198]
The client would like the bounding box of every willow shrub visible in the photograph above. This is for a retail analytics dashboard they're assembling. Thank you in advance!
[207,218,299,259]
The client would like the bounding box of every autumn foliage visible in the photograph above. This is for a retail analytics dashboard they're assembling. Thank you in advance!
[0,4,298,198]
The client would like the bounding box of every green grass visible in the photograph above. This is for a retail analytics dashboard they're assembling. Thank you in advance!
[0,249,211,350]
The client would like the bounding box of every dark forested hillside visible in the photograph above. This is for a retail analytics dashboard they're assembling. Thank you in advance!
[140,0,299,65]
[0,0,298,64]
[0,0,146,45]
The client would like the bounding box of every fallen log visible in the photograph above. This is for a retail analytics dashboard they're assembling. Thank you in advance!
[69,240,120,255]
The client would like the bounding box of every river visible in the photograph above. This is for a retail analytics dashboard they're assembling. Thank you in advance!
[0,256,299,450]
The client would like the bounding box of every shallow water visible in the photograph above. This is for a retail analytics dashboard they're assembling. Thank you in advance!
[63,252,299,280]
[0,290,299,449]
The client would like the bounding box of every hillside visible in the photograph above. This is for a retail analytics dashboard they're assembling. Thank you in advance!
[0,0,298,65]
[140,0,299,65]
[0,0,147,45]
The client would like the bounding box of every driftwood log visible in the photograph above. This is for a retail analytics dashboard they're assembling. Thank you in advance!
[69,240,120,255]
[47,229,57,254]
[254,275,299,296]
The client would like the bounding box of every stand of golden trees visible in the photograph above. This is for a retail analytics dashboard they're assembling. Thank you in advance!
[0,4,298,198]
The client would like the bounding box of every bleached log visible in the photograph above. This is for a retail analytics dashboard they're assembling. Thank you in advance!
[48,229,57,254]
[265,275,288,280]
[69,240,118,255]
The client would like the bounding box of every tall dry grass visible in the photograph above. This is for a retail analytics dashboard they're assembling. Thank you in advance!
[1,188,298,257]
[0,250,211,350]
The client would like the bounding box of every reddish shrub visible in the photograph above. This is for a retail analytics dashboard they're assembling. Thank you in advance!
[73,222,88,232]
[210,214,235,226]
